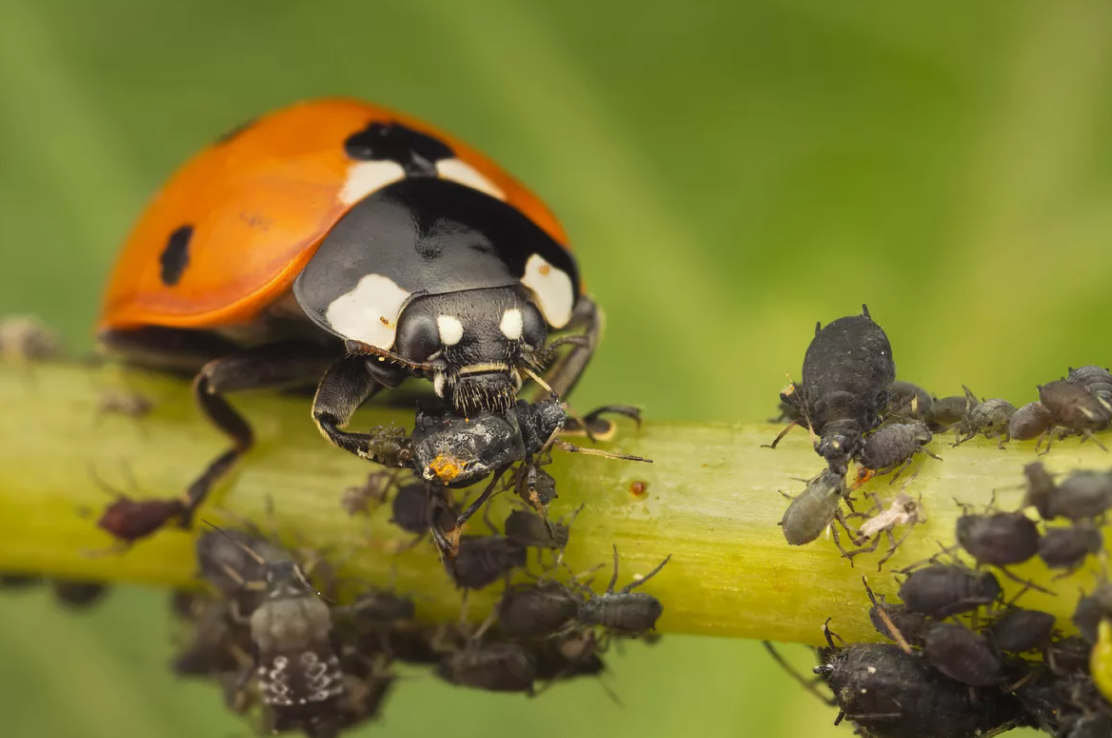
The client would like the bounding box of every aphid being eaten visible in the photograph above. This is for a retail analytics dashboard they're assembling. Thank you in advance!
[853,421,939,487]
[813,623,1026,738]
[1037,379,1112,453]
[777,469,852,548]
[952,386,1015,449]
[768,305,896,474]
[841,491,926,570]
[576,545,670,637]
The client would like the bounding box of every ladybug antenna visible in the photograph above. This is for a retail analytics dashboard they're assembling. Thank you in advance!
[344,340,436,373]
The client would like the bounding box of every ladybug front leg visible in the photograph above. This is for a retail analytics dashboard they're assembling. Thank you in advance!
[312,355,412,466]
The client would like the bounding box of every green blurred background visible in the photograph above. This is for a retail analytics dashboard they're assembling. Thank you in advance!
[2,0,1110,735]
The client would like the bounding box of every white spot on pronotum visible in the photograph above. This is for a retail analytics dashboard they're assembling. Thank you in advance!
[520,253,574,328]
[340,161,406,204]
[437,315,464,346]
[436,158,505,200]
[499,308,523,340]
[324,274,410,349]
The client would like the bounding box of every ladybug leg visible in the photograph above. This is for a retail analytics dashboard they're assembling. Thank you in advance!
[312,356,411,464]
[529,295,600,403]
[97,327,239,373]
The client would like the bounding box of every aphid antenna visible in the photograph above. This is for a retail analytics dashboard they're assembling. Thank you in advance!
[87,460,139,498]
[995,566,1054,597]
[821,618,846,650]
[761,641,836,706]
[861,576,912,655]
[615,547,672,595]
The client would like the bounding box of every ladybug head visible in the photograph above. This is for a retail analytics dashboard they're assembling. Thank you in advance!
[394,286,548,416]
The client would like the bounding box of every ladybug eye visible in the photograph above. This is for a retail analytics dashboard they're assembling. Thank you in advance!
[395,313,440,362]
[520,303,547,349]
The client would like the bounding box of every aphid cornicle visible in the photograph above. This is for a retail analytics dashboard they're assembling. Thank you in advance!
[987,607,1056,654]
[778,468,851,547]
[770,305,896,473]
[1038,379,1112,452]
[951,386,1015,449]
[576,546,671,636]
[854,421,939,485]
[1009,401,1053,441]
[897,563,1001,617]
[813,637,1026,738]
[923,622,1003,687]
[1067,365,1112,405]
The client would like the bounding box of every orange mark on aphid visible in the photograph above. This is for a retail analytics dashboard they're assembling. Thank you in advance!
[630,480,649,497]
[427,455,465,482]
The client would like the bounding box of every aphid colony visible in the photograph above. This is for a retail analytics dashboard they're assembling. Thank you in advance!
[162,521,668,737]
[770,464,1112,738]
[770,305,1112,554]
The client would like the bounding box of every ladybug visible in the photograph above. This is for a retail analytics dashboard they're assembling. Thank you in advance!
[97,98,601,531]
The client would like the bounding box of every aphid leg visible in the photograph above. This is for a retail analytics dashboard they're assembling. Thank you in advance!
[874,529,911,572]
[1036,428,1055,456]
[1083,430,1109,453]
[821,618,846,649]
[830,523,866,567]
[762,422,799,450]
[887,457,915,486]
[761,641,835,706]
[996,566,1054,596]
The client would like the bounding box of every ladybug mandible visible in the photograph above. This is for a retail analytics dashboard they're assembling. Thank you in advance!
[97,98,599,529]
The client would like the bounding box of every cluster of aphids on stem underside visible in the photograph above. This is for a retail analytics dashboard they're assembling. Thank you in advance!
[766,306,1112,737]
[152,512,667,737]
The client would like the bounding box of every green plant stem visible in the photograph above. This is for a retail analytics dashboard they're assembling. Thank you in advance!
[0,362,1107,646]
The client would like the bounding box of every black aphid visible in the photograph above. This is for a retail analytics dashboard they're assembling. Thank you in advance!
[923,622,1003,687]
[1038,380,1112,452]
[854,421,939,485]
[1023,462,1112,523]
[1067,365,1112,405]
[50,579,109,609]
[1038,524,1103,577]
[576,545,671,636]
[497,580,580,637]
[388,481,458,540]
[769,305,896,473]
[814,636,1026,738]
[526,630,608,684]
[778,468,851,547]
[885,381,933,421]
[94,389,154,425]
[954,498,1041,580]
[926,393,973,433]
[1047,634,1091,673]
[897,563,1001,617]
[338,590,417,626]
[1009,401,1053,441]
[196,528,294,615]
[504,505,580,551]
[843,492,926,570]
[0,573,42,589]
[340,469,399,516]
[952,386,1015,449]
[987,607,1056,654]
[436,642,536,694]
[171,596,249,677]
[1071,584,1112,644]
[444,535,527,591]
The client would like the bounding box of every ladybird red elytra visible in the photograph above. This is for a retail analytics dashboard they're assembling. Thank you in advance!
[97,97,602,535]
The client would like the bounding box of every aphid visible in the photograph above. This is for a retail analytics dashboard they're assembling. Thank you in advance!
[926,393,972,432]
[1091,618,1112,705]
[1009,401,1053,441]
[0,573,42,589]
[1067,365,1112,405]
[171,596,250,677]
[954,499,1041,585]
[1038,379,1112,452]
[1071,584,1112,644]
[769,305,896,473]
[497,580,580,638]
[952,386,1015,449]
[504,505,581,551]
[778,468,851,547]
[94,389,154,424]
[986,607,1056,653]
[885,380,933,421]
[897,563,1001,617]
[842,492,926,570]
[1038,524,1103,577]
[576,546,670,636]
[854,422,940,486]
[50,579,109,609]
[196,528,295,616]
[1069,714,1112,738]
[328,657,395,735]
[527,629,608,684]
[923,622,1003,686]
[339,590,417,626]
[863,578,927,648]
[444,535,527,591]
[89,464,187,547]
[340,469,399,516]
[0,315,62,362]
[1048,635,1093,673]
[814,635,1026,738]
[436,640,537,695]
[1024,462,1112,523]
[388,481,459,547]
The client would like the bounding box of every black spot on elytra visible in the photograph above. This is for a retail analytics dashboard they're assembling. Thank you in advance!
[343,121,453,177]
[213,117,257,145]
[160,226,193,286]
